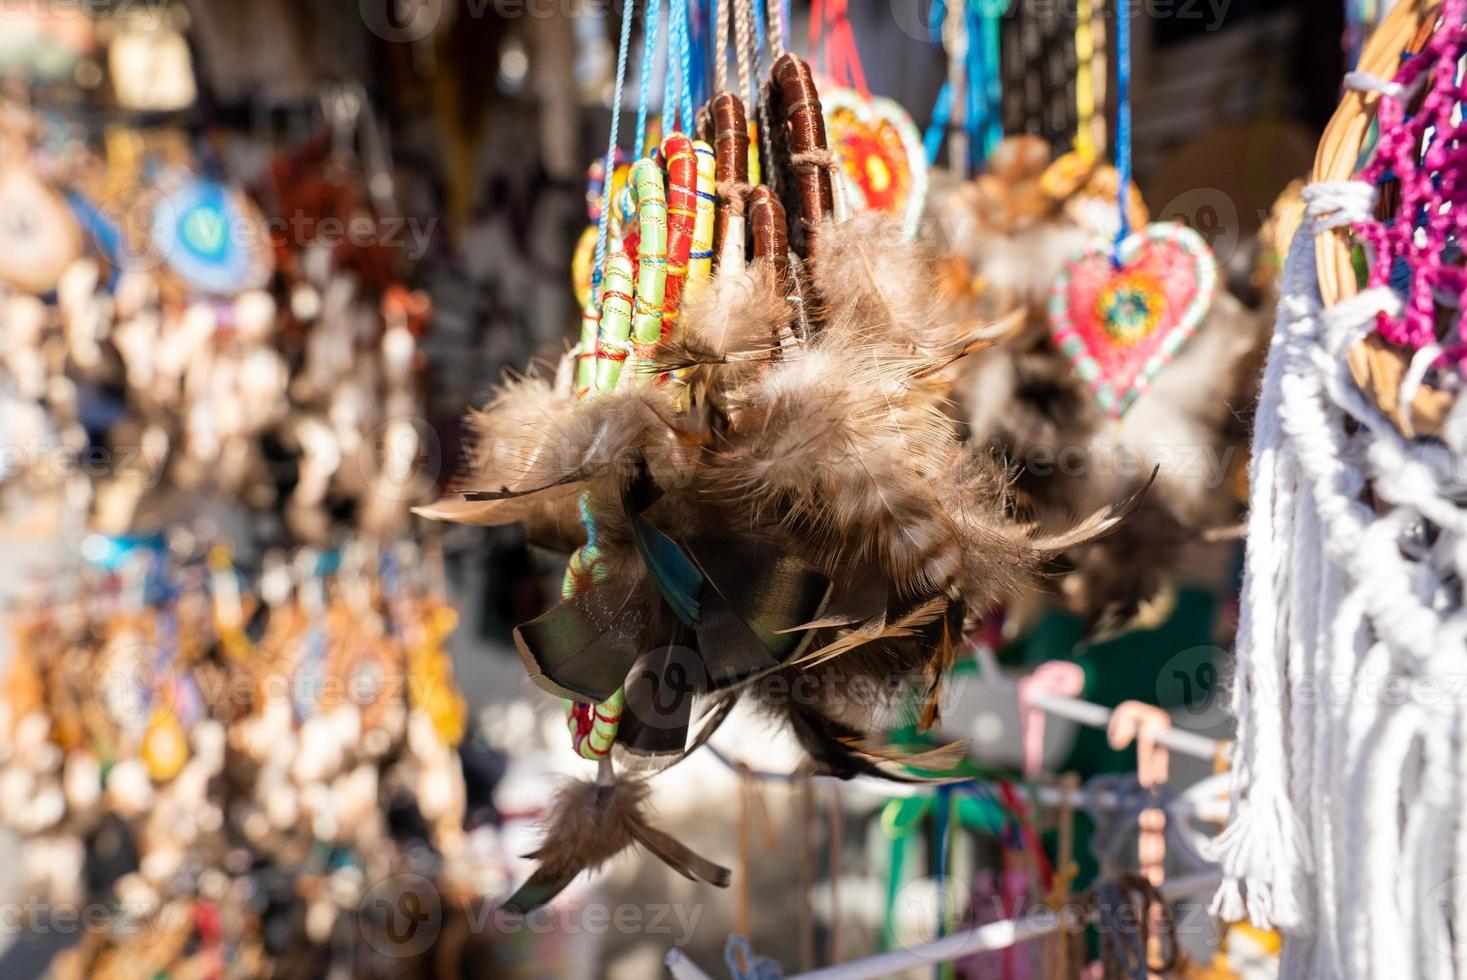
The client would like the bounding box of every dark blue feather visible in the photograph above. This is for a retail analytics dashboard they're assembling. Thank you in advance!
[627,508,702,626]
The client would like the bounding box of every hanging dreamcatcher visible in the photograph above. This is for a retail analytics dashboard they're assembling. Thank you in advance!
[419,0,1143,909]
[942,1,1262,632]
[1219,3,1467,970]
[0,108,82,296]
[149,165,273,297]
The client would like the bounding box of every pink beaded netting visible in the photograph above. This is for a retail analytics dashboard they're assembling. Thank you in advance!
[1355,0,1467,365]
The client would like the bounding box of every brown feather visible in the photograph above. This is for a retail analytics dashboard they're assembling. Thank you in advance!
[507,776,728,912]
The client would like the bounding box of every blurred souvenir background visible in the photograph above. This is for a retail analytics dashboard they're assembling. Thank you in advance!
[0,0,1360,977]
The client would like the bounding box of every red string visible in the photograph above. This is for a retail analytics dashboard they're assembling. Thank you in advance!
[998,780,1054,891]
[826,0,869,99]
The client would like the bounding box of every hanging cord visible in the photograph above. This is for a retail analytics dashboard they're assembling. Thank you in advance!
[635,0,665,157]
[827,783,844,965]
[768,0,787,59]
[1091,0,1108,157]
[715,0,731,93]
[733,0,755,111]
[1112,0,1132,263]
[663,0,694,130]
[932,783,955,980]
[798,776,816,971]
[1074,0,1096,159]
[677,0,695,130]
[923,0,954,166]
[590,0,638,302]
[752,0,768,70]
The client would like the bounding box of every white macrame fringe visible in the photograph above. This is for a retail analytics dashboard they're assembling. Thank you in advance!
[1216,178,1467,979]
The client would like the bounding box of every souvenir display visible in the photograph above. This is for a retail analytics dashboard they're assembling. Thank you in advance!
[0,0,1431,976]
[0,541,512,975]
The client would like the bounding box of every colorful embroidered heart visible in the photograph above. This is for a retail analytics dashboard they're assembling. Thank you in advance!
[822,87,928,237]
[1048,223,1217,418]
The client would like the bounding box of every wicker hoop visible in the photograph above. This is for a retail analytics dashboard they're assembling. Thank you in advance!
[1312,0,1456,437]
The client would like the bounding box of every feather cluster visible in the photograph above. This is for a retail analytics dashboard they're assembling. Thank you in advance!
[420,71,1145,904]
[424,211,1138,764]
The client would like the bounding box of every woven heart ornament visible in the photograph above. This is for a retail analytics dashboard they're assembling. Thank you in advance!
[1048,223,1217,417]
[822,87,927,237]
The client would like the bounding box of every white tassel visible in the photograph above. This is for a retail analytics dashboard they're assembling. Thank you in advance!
[1227,184,1467,975]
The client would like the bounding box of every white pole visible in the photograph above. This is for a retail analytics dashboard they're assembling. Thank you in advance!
[1024,691,1225,761]
[662,872,1224,980]
[787,911,1059,980]
[665,947,716,980]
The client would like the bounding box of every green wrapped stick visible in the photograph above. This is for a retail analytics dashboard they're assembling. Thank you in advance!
[563,156,677,760]
[593,254,636,393]
[627,158,668,370]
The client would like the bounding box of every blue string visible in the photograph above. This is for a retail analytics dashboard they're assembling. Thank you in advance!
[635,0,664,159]
[923,0,950,165]
[677,0,695,130]
[663,3,679,130]
[752,0,767,64]
[781,0,791,51]
[691,0,708,109]
[591,0,637,301]
[932,783,953,980]
[924,81,954,166]
[965,0,983,171]
[1113,0,1133,264]
[725,935,784,980]
[978,0,1007,157]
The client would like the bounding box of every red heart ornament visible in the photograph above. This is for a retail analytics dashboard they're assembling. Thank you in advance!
[1048,223,1218,418]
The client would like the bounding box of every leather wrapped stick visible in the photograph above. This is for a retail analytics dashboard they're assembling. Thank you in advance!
[748,185,790,293]
[749,185,799,348]
[712,92,752,268]
[772,54,834,260]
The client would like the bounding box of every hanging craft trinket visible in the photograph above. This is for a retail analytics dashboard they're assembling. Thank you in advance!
[1047,3,1217,419]
[420,0,1144,909]
[1049,223,1218,417]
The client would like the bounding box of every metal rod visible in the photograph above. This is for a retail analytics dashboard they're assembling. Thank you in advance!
[1024,691,1224,761]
